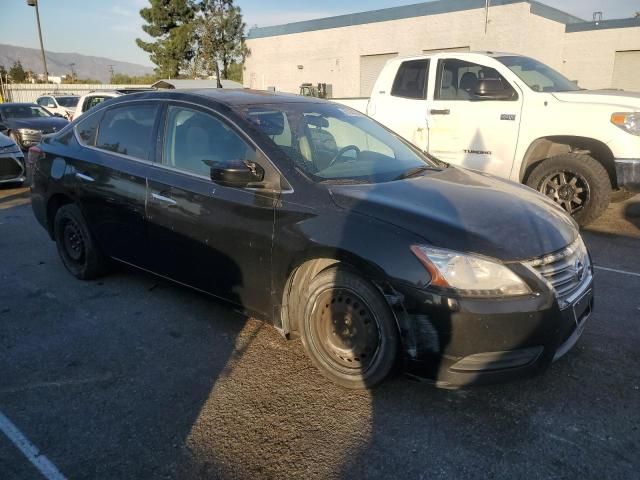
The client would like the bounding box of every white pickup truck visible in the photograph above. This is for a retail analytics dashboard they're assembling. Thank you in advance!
[335,52,640,225]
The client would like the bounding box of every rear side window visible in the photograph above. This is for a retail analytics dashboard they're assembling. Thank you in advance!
[75,112,101,146]
[391,60,429,99]
[96,104,159,160]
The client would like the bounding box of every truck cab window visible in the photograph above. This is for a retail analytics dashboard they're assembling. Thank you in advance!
[391,60,430,99]
[436,59,516,101]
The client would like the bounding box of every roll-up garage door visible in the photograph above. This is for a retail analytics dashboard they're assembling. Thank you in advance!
[360,53,398,96]
[612,51,640,92]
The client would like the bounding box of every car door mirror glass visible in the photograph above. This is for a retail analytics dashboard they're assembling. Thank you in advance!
[207,159,265,187]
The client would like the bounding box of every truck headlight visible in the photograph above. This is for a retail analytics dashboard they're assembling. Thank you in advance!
[611,112,640,136]
[411,245,531,297]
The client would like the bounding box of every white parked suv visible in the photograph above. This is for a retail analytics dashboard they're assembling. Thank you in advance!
[35,94,80,120]
[72,89,155,121]
[335,52,640,225]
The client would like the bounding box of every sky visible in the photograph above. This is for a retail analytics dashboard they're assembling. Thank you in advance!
[1,0,639,67]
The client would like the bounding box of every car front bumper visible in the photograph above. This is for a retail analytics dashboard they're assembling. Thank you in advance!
[0,153,26,183]
[615,158,640,193]
[391,277,594,388]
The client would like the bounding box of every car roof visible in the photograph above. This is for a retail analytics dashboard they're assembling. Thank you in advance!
[122,88,326,107]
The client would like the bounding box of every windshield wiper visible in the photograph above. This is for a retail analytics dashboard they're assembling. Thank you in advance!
[394,165,438,181]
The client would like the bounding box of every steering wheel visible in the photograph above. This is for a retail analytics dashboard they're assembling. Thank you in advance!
[328,145,361,167]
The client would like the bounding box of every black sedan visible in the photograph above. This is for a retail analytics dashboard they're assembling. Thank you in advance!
[0,132,26,184]
[29,90,594,389]
[0,103,69,150]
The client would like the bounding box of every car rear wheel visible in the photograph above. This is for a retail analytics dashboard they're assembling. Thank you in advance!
[299,267,399,389]
[53,204,108,280]
[526,153,611,226]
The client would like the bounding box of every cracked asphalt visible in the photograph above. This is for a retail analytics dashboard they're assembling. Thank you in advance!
[0,186,639,479]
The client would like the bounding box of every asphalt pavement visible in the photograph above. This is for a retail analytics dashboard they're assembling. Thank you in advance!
[0,186,638,480]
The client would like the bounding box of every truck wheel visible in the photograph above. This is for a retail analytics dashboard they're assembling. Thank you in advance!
[53,204,109,280]
[526,153,611,226]
[299,267,399,389]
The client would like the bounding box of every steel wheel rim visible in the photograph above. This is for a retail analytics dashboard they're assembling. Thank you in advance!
[538,169,590,215]
[62,220,85,262]
[309,288,381,375]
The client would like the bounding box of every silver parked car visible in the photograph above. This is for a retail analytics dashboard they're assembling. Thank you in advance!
[0,132,26,185]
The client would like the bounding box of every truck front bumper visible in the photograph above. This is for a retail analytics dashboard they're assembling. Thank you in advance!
[615,158,640,193]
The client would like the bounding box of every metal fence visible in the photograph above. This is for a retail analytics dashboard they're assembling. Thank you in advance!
[1,83,152,103]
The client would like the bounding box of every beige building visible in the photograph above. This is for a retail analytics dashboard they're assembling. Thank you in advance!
[244,0,640,97]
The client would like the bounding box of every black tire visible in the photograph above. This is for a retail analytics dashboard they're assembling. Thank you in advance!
[526,153,611,226]
[53,204,109,280]
[298,267,399,389]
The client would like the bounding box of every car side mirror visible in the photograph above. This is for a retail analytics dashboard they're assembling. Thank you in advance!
[207,159,265,187]
[474,79,515,100]
[53,113,64,118]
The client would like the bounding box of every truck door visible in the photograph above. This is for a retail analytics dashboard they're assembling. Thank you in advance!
[426,58,523,179]
[370,59,430,152]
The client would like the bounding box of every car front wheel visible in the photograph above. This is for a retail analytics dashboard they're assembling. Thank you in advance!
[299,267,399,389]
[526,153,611,226]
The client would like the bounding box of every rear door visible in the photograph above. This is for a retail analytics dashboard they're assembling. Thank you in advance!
[145,103,280,316]
[371,59,430,152]
[72,102,160,265]
[426,57,523,178]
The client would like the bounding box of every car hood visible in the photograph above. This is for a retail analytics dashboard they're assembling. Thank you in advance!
[552,89,640,109]
[5,117,69,131]
[328,167,577,261]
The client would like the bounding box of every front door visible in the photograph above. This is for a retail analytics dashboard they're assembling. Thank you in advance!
[371,59,430,152]
[426,57,523,179]
[145,104,279,316]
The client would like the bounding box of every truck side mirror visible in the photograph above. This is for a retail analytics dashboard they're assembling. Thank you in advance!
[474,79,515,100]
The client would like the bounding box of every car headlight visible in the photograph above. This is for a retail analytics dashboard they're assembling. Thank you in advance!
[0,144,21,154]
[17,128,41,135]
[611,112,640,136]
[411,245,532,297]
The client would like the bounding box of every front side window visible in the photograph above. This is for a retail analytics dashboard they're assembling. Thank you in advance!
[435,59,516,101]
[496,55,581,92]
[239,102,436,184]
[391,60,429,99]
[163,106,256,177]
[95,104,159,160]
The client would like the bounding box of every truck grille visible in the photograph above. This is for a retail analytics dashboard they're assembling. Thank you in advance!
[524,237,592,309]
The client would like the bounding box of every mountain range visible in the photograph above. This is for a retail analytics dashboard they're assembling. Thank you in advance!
[0,44,154,83]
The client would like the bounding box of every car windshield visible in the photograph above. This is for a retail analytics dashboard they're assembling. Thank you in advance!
[236,102,436,184]
[56,96,79,107]
[0,105,52,119]
[496,56,581,92]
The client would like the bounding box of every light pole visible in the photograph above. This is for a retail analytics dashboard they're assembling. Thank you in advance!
[26,0,49,82]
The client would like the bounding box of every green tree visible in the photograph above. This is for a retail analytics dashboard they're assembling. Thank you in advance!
[196,0,249,86]
[136,0,196,78]
[111,73,159,85]
[226,61,243,82]
[9,61,27,83]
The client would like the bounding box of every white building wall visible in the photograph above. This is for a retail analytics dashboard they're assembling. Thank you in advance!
[245,3,640,96]
[563,27,640,90]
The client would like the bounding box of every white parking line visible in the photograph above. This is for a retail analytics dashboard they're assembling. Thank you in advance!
[0,411,67,480]
[595,266,640,278]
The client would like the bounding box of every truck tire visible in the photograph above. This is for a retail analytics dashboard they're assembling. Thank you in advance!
[53,204,109,280]
[526,153,611,226]
[298,267,399,389]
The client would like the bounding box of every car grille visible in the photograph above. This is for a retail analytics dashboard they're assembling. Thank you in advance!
[41,127,57,135]
[524,237,592,309]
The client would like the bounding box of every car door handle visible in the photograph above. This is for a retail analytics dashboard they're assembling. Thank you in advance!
[430,109,450,115]
[151,192,177,206]
[75,172,95,182]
